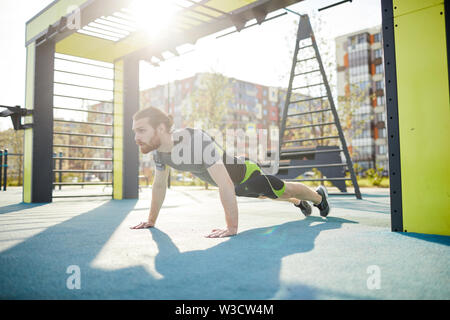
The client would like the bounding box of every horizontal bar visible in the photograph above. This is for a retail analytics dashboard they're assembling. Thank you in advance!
[285,122,335,130]
[281,148,343,156]
[52,194,113,198]
[54,119,113,126]
[53,169,112,173]
[53,107,113,115]
[53,157,113,161]
[55,56,114,70]
[54,82,113,92]
[279,163,348,169]
[329,193,356,196]
[293,83,324,90]
[54,69,114,81]
[287,108,332,117]
[54,132,113,139]
[283,178,351,181]
[290,96,327,104]
[54,94,113,104]
[92,18,136,32]
[53,144,113,150]
[282,136,340,144]
[297,57,316,63]
[53,182,112,186]
[216,12,287,39]
[299,44,313,50]
[294,69,320,77]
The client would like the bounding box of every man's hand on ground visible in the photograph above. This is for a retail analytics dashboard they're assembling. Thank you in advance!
[130,222,154,229]
[205,228,237,238]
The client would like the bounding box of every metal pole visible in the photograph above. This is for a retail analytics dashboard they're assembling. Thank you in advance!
[59,152,63,190]
[0,150,3,190]
[53,152,56,190]
[3,150,8,191]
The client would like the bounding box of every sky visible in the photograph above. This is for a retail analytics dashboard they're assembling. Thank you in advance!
[0,0,382,130]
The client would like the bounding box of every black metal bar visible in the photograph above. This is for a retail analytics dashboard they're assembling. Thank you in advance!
[284,178,351,182]
[53,182,112,186]
[382,0,403,231]
[53,169,112,173]
[285,122,335,130]
[293,83,324,90]
[2,150,7,191]
[294,69,320,77]
[318,0,352,12]
[287,108,332,117]
[55,56,114,70]
[297,56,316,63]
[281,148,343,156]
[58,152,62,190]
[54,119,113,126]
[53,144,113,150]
[0,150,3,191]
[282,136,340,144]
[53,157,113,161]
[53,107,113,115]
[52,194,113,198]
[290,95,327,104]
[279,163,348,169]
[54,81,113,92]
[54,69,114,81]
[175,3,220,21]
[53,94,113,104]
[298,44,313,50]
[54,132,113,139]
[216,12,287,39]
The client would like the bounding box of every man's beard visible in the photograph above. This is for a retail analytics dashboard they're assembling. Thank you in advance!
[139,135,161,154]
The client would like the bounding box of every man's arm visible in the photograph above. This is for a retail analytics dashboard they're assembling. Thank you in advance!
[206,161,239,238]
[130,166,169,229]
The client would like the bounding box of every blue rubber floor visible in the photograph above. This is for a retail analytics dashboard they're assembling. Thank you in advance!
[0,186,449,299]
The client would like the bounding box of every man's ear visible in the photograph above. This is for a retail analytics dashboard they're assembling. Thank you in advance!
[157,123,166,134]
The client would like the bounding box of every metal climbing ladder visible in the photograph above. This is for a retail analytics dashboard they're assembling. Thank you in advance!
[279,14,361,199]
[52,53,114,199]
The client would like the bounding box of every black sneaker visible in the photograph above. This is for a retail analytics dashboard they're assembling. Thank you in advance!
[314,185,330,217]
[295,200,312,216]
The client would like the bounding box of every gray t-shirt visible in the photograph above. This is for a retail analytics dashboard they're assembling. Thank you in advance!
[152,128,224,186]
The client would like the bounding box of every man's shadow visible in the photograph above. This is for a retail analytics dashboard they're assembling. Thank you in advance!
[148,216,356,300]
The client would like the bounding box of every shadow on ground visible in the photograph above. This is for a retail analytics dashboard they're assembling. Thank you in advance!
[0,199,358,299]
[0,203,47,215]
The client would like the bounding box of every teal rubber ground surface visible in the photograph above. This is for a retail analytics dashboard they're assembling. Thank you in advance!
[0,186,448,299]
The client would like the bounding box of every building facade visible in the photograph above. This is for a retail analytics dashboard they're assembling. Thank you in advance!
[335,26,388,172]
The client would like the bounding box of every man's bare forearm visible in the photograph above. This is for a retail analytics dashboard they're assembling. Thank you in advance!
[148,185,166,224]
[218,183,239,232]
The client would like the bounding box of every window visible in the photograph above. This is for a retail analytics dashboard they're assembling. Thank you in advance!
[377,96,384,106]
[374,33,382,43]
[374,48,382,59]
[376,64,384,74]
[375,80,384,90]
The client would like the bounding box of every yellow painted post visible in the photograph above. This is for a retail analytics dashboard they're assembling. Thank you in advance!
[393,0,450,235]
[23,43,35,203]
[113,60,124,200]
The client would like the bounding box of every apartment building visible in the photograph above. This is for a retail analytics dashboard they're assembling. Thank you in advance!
[336,26,388,172]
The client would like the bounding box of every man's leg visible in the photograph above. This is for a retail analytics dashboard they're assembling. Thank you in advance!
[280,181,322,205]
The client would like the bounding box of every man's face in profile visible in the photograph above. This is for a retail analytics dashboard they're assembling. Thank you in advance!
[132,118,161,154]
